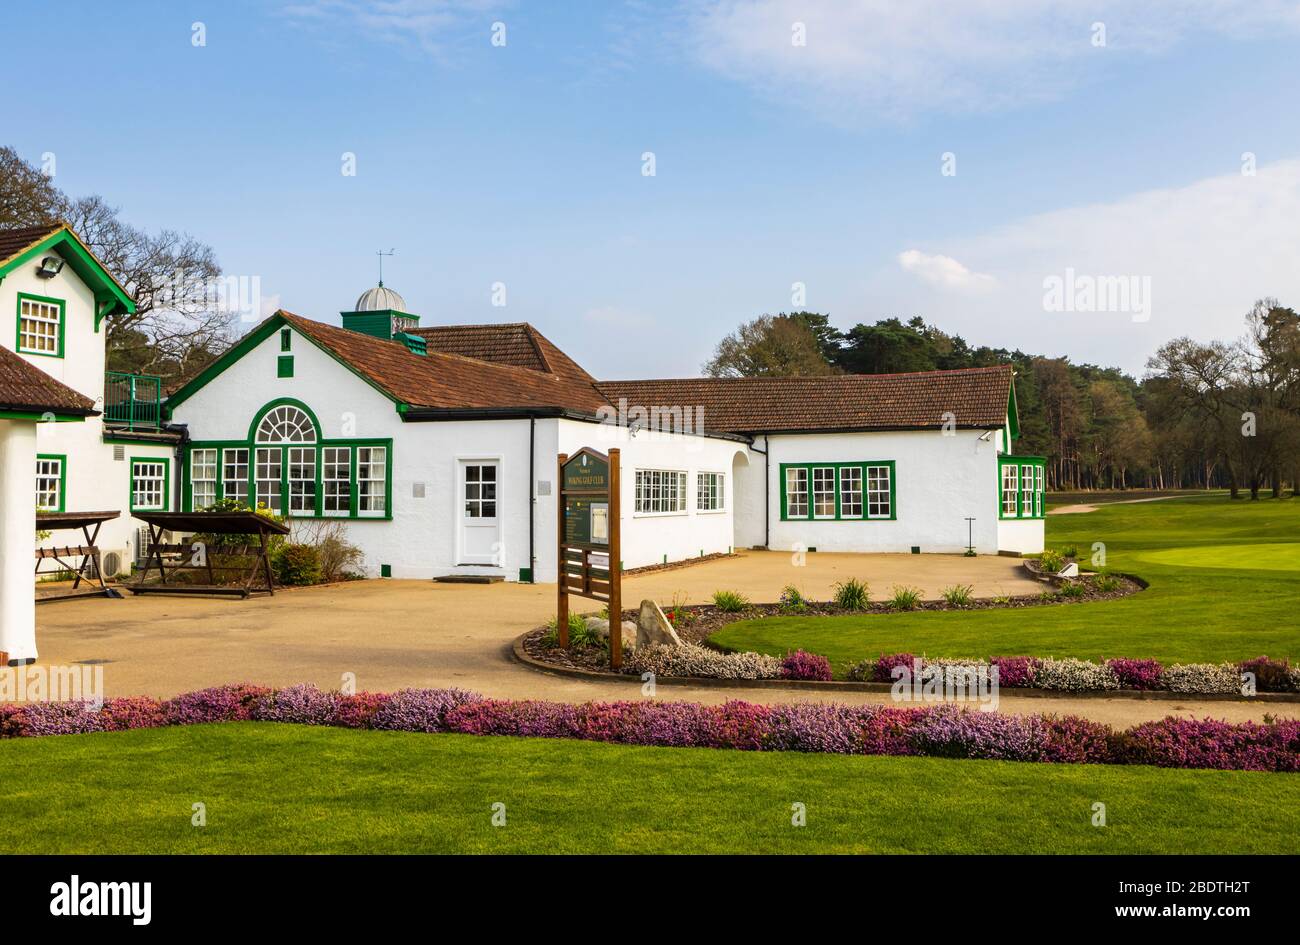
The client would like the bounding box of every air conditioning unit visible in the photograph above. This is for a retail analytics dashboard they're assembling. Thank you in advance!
[102,551,122,577]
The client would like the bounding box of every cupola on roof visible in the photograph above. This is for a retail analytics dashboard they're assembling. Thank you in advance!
[353,283,408,313]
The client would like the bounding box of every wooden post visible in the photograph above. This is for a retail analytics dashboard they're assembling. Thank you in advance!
[608,447,622,670]
[556,452,569,647]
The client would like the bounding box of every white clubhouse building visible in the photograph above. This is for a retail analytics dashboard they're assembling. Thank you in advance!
[1,222,1044,658]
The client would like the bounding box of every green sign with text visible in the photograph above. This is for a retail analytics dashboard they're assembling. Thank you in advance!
[563,450,608,493]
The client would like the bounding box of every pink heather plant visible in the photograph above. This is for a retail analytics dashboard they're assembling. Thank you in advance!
[164,684,272,725]
[872,653,916,683]
[990,656,1038,689]
[781,650,833,682]
[5,683,1298,773]
[98,696,167,732]
[1107,658,1165,691]
[1120,717,1300,772]
[332,692,391,729]
[370,688,483,733]
[251,684,338,725]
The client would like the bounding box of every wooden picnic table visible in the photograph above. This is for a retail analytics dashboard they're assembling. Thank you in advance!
[35,510,123,603]
[129,511,291,599]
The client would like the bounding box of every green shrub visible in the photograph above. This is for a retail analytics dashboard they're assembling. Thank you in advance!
[1093,573,1122,593]
[778,584,808,613]
[1038,549,1066,572]
[1058,581,1087,598]
[273,543,322,586]
[712,589,749,613]
[940,584,974,606]
[887,585,922,611]
[1060,544,1078,558]
[543,612,592,648]
[832,577,871,611]
[992,595,1012,605]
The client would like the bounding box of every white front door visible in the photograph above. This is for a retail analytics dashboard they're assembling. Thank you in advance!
[459,461,501,565]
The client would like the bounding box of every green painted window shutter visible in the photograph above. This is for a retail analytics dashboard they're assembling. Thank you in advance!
[280,328,291,351]
[277,355,294,378]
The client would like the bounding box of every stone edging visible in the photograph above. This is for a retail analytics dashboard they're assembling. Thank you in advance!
[510,633,1300,703]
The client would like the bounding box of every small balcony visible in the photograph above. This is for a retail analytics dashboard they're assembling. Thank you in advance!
[104,372,162,430]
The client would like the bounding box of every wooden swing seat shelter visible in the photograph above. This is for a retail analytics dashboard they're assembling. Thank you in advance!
[35,510,122,603]
[129,511,290,599]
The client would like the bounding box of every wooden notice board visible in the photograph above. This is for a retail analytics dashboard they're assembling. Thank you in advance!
[556,447,623,668]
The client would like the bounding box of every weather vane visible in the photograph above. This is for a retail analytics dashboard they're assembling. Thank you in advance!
[376,248,395,287]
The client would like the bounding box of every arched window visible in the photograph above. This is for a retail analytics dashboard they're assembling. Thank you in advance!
[255,405,316,443]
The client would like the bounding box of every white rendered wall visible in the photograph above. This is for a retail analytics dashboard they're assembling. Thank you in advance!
[765,430,1002,555]
[553,418,747,577]
[3,254,177,574]
[0,421,38,661]
[171,324,554,581]
[996,518,1045,555]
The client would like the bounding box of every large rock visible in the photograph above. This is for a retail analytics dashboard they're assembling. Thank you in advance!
[585,616,638,650]
[637,599,683,648]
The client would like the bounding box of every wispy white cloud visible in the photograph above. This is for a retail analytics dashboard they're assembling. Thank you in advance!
[868,160,1300,371]
[684,0,1300,120]
[280,0,506,57]
[897,250,996,292]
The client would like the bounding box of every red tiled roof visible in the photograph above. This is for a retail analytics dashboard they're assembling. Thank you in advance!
[279,312,610,413]
[596,365,1014,434]
[414,322,597,386]
[0,223,62,266]
[0,345,97,416]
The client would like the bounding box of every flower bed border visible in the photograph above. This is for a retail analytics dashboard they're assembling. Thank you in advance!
[3,683,1296,773]
[510,632,1300,703]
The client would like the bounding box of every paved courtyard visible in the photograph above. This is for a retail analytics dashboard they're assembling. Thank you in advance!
[29,551,1293,725]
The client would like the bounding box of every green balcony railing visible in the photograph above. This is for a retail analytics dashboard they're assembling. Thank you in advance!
[104,372,162,430]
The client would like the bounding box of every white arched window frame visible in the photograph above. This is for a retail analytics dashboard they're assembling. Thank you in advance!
[255,405,317,444]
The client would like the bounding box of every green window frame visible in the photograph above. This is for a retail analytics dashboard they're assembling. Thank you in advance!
[16,292,66,358]
[190,448,218,510]
[277,355,294,377]
[998,455,1046,520]
[129,457,170,512]
[280,328,292,351]
[182,399,392,520]
[779,461,896,521]
[36,453,67,512]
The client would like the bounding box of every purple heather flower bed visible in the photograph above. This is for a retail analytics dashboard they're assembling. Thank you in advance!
[781,650,834,682]
[1,684,1297,772]
[857,653,1296,694]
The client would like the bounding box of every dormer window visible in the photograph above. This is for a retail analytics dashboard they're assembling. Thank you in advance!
[17,293,64,357]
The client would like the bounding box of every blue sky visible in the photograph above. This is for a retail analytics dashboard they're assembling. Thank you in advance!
[7,1,1300,376]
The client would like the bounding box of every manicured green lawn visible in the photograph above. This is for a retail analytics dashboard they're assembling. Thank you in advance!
[2,723,1296,853]
[712,495,1299,670]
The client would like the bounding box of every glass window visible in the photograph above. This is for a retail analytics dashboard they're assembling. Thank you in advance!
[634,469,687,513]
[696,472,724,511]
[1034,465,1045,517]
[839,466,863,518]
[784,467,809,518]
[812,467,836,518]
[35,456,63,511]
[322,447,351,516]
[288,447,316,514]
[1021,465,1034,517]
[464,463,498,518]
[255,447,282,513]
[131,460,167,511]
[357,446,386,516]
[1001,464,1019,516]
[18,295,61,355]
[191,449,217,509]
[222,448,249,504]
[866,465,892,518]
[256,405,316,443]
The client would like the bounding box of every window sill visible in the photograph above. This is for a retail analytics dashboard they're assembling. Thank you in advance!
[632,510,688,518]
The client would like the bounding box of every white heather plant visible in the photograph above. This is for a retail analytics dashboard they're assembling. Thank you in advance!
[625,643,782,680]
[1033,657,1120,691]
[1161,662,1241,694]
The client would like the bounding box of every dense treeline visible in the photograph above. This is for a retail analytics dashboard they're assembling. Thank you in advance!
[704,306,1300,497]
